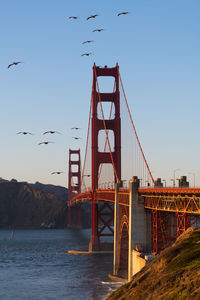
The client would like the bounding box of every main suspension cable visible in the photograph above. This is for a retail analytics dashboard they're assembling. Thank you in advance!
[80,81,93,191]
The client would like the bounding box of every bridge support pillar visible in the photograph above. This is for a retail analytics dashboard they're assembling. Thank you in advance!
[128,176,152,281]
[113,180,122,275]
[89,192,100,252]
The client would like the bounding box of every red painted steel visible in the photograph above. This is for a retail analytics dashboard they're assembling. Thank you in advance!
[90,64,121,250]
[92,64,121,190]
[68,149,81,227]
[70,187,200,254]
[152,211,177,254]
[177,213,190,237]
[152,210,158,254]
[70,188,200,213]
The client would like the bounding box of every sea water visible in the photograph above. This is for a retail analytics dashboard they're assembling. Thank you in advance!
[0,229,123,300]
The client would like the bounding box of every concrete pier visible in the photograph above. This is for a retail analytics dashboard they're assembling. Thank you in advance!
[113,180,121,276]
[128,176,152,281]
[113,177,152,280]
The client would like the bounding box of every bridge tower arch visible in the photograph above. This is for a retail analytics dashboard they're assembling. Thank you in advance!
[119,217,129,277]
[90,64,121,251]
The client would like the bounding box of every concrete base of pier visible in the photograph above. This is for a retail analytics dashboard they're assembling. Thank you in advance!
[108,273,127,283]
[89,241,113,252]
[68,242,113,255]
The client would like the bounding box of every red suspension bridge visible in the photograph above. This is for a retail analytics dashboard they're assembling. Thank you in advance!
[67,64,200,279]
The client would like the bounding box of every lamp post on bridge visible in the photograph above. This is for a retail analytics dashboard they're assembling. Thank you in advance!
[188,172,195,188]
[138,178,143,187]
[173,169,180,187]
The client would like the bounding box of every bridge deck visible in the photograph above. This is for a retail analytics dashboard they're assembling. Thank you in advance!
[69,188,200,214]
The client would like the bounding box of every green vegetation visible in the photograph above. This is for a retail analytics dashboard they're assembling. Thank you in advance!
[107,227,200,300]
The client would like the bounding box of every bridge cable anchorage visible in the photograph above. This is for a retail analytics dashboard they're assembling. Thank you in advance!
[80,76,93,193]
[117,66,155,186]
[98,80,116,181]
[94,67,119,182]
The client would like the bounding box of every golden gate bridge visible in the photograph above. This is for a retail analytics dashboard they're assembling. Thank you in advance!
[67,63,200,280]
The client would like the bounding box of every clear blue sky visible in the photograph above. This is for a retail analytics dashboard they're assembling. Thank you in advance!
[0,0,200,187]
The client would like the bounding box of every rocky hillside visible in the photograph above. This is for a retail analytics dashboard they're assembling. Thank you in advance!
[0,181,67,228]
[28,181,68,202]
[107,227,200,300]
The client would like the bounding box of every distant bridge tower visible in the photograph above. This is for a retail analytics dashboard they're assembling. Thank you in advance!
[67,149,81,227]
[90,63,121,251]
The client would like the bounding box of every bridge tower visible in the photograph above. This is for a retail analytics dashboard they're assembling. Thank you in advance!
[67,149,81,228]
[90,64,121,251]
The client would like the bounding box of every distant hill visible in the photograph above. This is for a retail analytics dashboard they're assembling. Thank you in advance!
[0,180,67,228]
[28,181,68,202]
[107,227,200,300]
[0,178,68,203]
[0,178,91,229]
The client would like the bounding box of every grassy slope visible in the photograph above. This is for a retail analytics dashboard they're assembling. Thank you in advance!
[107,227,200,300]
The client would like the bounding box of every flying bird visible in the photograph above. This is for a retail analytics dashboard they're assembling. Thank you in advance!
[17,132,33,135]
[81,53,92,56]
[72,137,82,140]
[86,14,99,20]
[51,171,65,175]
[117,12,130,16]
[43,131,61,135]
[69,16,79,19]
[82,40,94,44]
[92,29,104,32]
[71,127,80,130]
[8,62,23,68]
[38,141,54,145]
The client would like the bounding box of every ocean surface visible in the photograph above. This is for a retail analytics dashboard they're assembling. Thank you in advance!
[0,229,123,300]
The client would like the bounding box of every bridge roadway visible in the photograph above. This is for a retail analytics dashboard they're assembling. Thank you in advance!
[69,187,200,215]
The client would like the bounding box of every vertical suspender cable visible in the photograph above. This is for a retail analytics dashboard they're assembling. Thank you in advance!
[117,66,155,185]
[80,85,93,191]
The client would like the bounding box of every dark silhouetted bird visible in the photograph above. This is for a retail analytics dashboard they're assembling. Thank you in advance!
[43,131,61,135]
[17,132,33,135]
[51,171,65,175]
[82,40,94,44]
[81,53,92,56]
[69,16,79,19]
[71,127,80,130]
[38,141,54,145]
[86,14,99,20]
[92,29,104,32]
[8,62,23,68]
[72,137,82,140]
[117,12,130,16]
